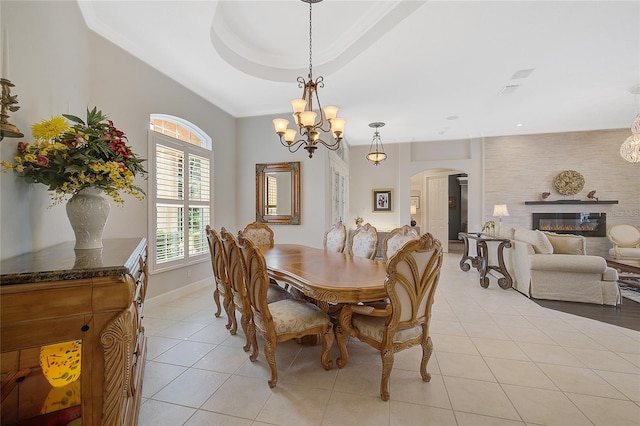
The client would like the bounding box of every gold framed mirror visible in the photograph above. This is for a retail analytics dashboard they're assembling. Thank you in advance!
[256,162,300,225]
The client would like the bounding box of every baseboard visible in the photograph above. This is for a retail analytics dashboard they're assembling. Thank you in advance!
[145,278,211,310]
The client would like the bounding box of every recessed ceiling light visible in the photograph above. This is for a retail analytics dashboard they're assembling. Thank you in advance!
[446,115,459,120]
[516,123,524,127]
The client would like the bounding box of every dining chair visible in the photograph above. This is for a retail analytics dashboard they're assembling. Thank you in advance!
[239,233,334,388]
[220,227,254,350]
[241,222,296,295]
[381,225,420,263]
[241,221,275,248]
[221,228,296,352]
[336,233,443,401]
[323,221,347,253]
[205,225,233,329]
[347,222,378,259]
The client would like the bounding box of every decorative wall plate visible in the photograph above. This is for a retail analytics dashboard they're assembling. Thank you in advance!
[553,170,585,195]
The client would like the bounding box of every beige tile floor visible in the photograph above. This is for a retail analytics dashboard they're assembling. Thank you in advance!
[138,253,640,426]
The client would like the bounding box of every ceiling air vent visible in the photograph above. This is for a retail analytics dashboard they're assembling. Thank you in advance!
[499,85,520,95]
[511,68,535,79]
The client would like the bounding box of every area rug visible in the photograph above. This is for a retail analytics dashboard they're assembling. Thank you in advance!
[618,274,640,303]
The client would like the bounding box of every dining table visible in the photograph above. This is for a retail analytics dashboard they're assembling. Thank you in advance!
[259,244,389,367]
[259,244,388,305]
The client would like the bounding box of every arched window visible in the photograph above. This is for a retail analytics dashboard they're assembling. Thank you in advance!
[149,114,213,272]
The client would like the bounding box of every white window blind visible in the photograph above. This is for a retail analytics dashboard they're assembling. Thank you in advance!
[149,116,212,273]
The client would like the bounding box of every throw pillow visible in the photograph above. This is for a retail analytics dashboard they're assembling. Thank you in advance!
[542,231,586,255]
[514,228,554,254]
[498,226,515,239]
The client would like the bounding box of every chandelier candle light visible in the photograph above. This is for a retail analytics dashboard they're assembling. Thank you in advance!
[366,122,387,165]
[273,0,346,158]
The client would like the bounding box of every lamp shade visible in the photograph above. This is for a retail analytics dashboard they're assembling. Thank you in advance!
[411,205,417,215]
[493,204,509,217]
[273,118,289,134]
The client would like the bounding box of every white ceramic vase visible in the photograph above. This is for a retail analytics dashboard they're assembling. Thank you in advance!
[66,188,111,250]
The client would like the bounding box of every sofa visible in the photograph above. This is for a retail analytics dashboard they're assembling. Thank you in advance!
[487,227,620,306]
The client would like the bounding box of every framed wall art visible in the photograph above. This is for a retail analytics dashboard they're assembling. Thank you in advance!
[373,189,393,212]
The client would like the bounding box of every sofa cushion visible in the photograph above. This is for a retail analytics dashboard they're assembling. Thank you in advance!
[498,226,515,239]
[514,228,554,254]
[542,231,586,255]
[530,254,606,273]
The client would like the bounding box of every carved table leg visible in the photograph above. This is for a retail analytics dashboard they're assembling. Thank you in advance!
[477,241,490,288]
[335,307,352,369]
[458,233,475,272]
[496,240,513,289]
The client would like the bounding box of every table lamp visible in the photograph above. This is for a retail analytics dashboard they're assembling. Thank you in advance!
[410,204,417,226]
[493,204,509,235]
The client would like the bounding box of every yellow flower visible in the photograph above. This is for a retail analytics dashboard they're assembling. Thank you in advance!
[32,116,69,141]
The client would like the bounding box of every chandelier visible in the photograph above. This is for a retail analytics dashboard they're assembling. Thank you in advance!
[366,122,387,165]
[273,0,346,158]
[620,114,640,163]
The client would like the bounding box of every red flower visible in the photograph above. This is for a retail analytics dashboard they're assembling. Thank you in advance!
[17,142,28,153]
[108,120,125,138]
[36,155,49,167]
[108,139,132,160]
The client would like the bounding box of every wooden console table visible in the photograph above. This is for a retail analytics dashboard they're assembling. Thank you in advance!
[1,238,148,425]
[458,232,513,289]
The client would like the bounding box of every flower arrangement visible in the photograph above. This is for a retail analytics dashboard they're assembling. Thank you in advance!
[1,107,146,205]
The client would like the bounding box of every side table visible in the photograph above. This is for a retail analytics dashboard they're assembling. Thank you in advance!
[458,232,513,289]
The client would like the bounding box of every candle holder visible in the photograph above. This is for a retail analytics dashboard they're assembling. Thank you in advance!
[0,77,23,141]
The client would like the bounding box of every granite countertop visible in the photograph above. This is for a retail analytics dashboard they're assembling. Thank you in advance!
[0,238,146,285]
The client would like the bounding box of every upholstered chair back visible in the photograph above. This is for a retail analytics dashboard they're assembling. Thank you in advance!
[607,224,640,259]
[348,223,378,259]
[382,225,420,263]
[242,221,275,248]
[385,233,443,325]
[324,221,347,253]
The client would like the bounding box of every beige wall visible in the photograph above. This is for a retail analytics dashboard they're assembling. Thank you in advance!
[0,1,237,299]
[485,129,639,257]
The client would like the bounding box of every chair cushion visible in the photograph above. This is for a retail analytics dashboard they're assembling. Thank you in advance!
[608,247,640,259]
[269,298,330,334]
[352,314,422,344]
[514,228,554,254]
[543,231,586,255]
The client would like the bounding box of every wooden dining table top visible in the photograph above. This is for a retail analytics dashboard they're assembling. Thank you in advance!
[260,244,388,304]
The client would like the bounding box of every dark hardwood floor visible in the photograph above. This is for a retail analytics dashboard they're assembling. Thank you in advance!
[532,296,640,332]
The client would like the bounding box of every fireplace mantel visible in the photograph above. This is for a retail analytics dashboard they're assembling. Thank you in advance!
[524,200,618,205]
